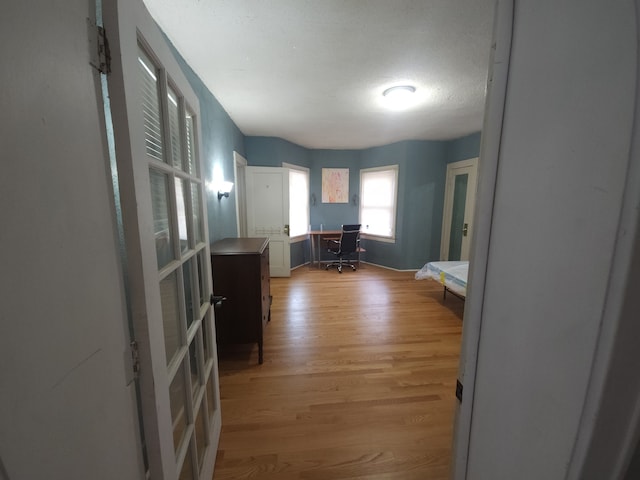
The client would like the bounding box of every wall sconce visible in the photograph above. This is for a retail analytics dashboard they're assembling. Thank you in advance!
[352,194,359,206]
[217,181,234,200]
[310,193,317,206]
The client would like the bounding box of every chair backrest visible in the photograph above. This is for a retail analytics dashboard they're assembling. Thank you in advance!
[339,224,361,254]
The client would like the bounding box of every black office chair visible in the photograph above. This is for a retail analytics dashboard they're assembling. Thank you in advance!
[325,224,361,273]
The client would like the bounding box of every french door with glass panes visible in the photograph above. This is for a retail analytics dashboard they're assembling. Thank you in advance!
[104,1,221,479]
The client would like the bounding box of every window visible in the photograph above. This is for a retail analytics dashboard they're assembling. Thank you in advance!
[359,165,399,241]
[284,163,310,239]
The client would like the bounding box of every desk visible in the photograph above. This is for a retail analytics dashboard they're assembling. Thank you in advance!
[308,230,365,269]
[309,230,341,269]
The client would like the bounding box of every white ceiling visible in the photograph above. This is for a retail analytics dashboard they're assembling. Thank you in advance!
[142,0,495,150]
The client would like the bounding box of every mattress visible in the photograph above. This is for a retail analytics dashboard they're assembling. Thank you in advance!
[415,261,468,297]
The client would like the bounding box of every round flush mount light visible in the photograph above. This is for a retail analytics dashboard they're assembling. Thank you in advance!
[382,85,417,110]
[383,85,416,97]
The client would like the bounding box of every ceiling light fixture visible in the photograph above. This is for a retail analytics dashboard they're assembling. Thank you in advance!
[382,85,417,110]
[383,85,416,97]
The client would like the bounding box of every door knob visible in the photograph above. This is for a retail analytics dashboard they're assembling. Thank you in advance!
[284,224,290,236]
[210,294,226,307]
[462,223,468,236]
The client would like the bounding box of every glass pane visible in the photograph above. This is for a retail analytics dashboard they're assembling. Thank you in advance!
[180,447,194,480]
[189,338,201,401]
[360,168,397,237]
[185,111,197,176]
[160,271,182,366]
[196,250,208,308]
[169,360,188,455]
[202,312,212,364]
[179,447,195,480]
[183,259,195,329]
[178,443,194,480]
[175,178,189,254]
[150,170,174,269]
[361,207,392,237]
[289,170,309,237]
[205,372,217,422]
[191,182,203,244]
[448,173,469,261]
[195,401,208,471]
[362,170,394,207]
[138,48,164,162]
[167,85,183,170]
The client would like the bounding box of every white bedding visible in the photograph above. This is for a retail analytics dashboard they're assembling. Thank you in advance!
[415,261,468,297]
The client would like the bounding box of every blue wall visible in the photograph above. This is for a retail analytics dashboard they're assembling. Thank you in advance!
[245,136,311,168]
[166,33,481,270]
[359,141,448,269]
[167,40,245,244]
[308,150,361,229]
[243,137,479,270]
[447,132,481,163]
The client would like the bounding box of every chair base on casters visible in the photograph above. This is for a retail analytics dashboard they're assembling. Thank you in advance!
[325,258,357,273]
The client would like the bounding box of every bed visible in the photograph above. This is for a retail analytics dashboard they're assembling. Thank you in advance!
[415,261,468,300]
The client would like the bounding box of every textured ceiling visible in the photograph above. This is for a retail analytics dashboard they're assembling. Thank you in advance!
[142,0,495,149]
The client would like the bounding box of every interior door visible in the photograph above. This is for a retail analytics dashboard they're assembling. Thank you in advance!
[246,166,291,277]
[441,158,478,261]
[104,1,221,478]
[0,1,144,478]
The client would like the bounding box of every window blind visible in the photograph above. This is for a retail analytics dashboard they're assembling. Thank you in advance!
[138,49,164,162]
[359,166,398,239]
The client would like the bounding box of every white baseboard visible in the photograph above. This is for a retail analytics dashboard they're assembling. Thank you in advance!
[359,260,418,272]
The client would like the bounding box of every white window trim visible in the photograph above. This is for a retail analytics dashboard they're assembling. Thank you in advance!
[282,162,309,172]
[283,162,310,243]
[361,232,397,243]
[359,164,399,243]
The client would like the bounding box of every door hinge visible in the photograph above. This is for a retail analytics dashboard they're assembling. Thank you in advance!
[130,340,141,381]
[124,339,140,385]
[89,19,111,75]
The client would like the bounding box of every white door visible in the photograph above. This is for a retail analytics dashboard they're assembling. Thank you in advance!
[441,158,478,261]
[246,167,291,277]
[0,1,144,478]
[104,1,221,479]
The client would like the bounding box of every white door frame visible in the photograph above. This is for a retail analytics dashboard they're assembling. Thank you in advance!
[440,157,478,261]
[453,0,640,478]
[451,0,513,478]
[233,151,248,237]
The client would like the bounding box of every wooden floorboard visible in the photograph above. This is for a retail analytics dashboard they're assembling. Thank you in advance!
[212,263,463,480]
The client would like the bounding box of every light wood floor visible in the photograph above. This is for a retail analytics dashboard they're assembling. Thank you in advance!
[212,263,464,480]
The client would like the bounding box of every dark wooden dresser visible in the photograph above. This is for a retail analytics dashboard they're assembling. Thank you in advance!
[210,237,270,364]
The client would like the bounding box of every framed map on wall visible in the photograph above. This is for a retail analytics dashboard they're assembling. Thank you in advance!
[322,168,349,203]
